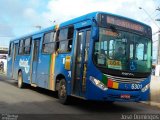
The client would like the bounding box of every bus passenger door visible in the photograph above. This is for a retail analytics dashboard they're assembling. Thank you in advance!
[72,29,91,97]
[30,39,40,84]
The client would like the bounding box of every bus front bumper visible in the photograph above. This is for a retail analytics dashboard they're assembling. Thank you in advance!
[87,85,150,102]
[104,88,149,102]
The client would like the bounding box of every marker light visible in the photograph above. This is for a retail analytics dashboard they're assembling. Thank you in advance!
[90,76,108,91]
[141,83,150,92]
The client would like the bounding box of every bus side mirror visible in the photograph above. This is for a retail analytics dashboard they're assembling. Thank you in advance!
[92,27,99,40]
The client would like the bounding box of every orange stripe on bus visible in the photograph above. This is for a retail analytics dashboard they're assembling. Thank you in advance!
[50,53,56,90]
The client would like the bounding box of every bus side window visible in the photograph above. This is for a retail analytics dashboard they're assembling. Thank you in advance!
[68,27,74,51]
[58,28,68,52]
[8,42,13,56]
[42,31,56,54]
[18,40,24,55]
[24,38,31,55]
[14,43,19,60]
[58,26,74,53]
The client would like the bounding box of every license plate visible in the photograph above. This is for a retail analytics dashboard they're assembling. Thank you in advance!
[120,94,130,99]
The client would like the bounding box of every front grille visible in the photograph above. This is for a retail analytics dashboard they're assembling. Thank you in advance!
[106,74,146,83]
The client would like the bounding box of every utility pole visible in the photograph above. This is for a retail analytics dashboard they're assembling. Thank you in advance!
[155,7,160,65]
[157,34,160,65]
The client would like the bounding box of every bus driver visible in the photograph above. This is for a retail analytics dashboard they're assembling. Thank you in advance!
[114,47,125,60]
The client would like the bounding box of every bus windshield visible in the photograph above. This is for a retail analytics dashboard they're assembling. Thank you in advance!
[93,27,152,73]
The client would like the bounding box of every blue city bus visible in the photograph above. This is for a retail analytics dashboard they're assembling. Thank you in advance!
[7,11,152,104]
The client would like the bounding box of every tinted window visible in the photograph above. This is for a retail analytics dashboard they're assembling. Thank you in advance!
[24,38,31,54]
[8,42,13,56]
[44,32,54,43]
[58,26,74,52]
[42,32,56,54]
[19,40,24,55]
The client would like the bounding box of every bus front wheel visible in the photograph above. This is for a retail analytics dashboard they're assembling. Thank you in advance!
[18,72,24,88]
[58,79,70,105]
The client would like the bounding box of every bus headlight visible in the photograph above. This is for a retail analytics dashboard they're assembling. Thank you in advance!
[90,76,108,91]
[141,84,150,92]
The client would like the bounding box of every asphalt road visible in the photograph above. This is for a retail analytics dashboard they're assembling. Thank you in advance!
[0,75,160,120]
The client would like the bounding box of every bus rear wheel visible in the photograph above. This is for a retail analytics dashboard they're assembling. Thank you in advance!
[18,72,24,88]
[58,79,70,105]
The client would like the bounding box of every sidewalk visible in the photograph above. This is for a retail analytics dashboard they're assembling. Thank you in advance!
[143,76,160,108]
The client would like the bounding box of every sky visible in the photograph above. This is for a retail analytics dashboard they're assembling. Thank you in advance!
[0,0,160,58]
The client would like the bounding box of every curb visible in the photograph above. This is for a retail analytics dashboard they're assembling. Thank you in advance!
[141,101,160,108]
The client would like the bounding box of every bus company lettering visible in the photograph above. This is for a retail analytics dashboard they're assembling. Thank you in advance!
[122,72,134,77]
[19,59,30,74]
[19,59,28,67]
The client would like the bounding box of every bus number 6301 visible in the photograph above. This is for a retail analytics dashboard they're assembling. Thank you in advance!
[131,84,142,90]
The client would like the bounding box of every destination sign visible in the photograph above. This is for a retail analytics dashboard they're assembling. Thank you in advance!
[100,29,118,37]
[106,16,145,32]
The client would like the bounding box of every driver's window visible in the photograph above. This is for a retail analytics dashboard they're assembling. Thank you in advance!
[94,41,108,65]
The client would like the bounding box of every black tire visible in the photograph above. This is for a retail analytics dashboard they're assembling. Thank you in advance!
[18,71,24,88]
[58,79,70,105]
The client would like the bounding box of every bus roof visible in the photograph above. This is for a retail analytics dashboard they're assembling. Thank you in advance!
[10,11,151,42]
[61,11,150,28]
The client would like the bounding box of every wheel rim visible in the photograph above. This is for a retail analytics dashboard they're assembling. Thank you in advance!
[59,81,66,98]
